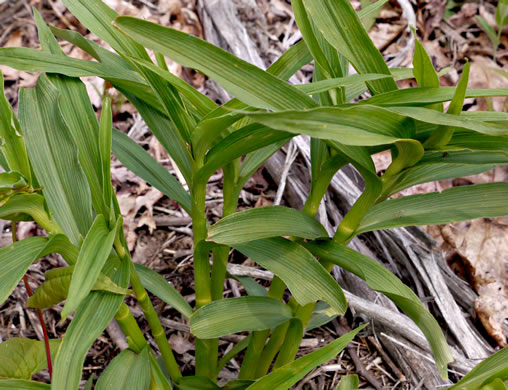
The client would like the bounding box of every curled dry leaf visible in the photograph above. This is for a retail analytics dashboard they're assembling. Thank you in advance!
[440,218,508,347]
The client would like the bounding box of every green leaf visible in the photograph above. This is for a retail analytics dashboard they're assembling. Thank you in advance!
[306,301,337,331]
[266,40,312,81]
[304,240,452,378]
[61,0,149,60]
[385,106,508,136]
[413,29,441,90]
[0,235,69,306]
[0,379,50,389]
[0,72,32,183]
[28,265,129,309]
[303,0,397,95]
[123,56,215,118]
[0,47,144,85]
[149,351,173,390]
[190,296,293,339]
[358,182,508,234]
[118,92,193,183]
[297,73,394,95]
[62,215,119,319]
[99,97,113,217]
[245,106,415,146]
[0,172,28,196]
[233,238,347,315]
[175,377,220,390]
[0,338,60,379]
[447,347,508,390]
[382,163,495,198]
[134,263,193,319]
[96,346,151,390]
[52,256,130,390]
[497,0,508,28]
[114,17,316,111]
[112,129,192,214]
[19,74,92,245]
[246,324,367,390]
[207,206,328,245]
[364,86,508,107]
[223,380,256,390]
[336,375,359,390]
[200,124,292,181]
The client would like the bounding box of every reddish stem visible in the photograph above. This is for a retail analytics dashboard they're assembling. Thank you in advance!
[23,275,53,380]
[13,223,53,380]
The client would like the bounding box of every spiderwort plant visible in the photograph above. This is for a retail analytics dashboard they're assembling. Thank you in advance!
[0,0,508,389]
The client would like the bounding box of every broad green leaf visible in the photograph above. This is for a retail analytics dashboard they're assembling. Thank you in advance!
[358,182,508,234]
[448,130,508,152]
[48,75,107,217]
[19,74,92,245]
[84,377,94,390]
[175,377,220,390]
[424,61,471,148]
[49,25,133,69]
[62,215,119,319]
[207,206,328,245]
[497,0,508,27]
[96,346,151,390]
[134,263,193,319]
[383,163,495,197]
[304,240,452,378]
[0,48,144,84]
[447,347,508,390]
[61,0,149,59]
[336,375,359,390]
[99,97,113,217]
[293,0,334,79]
[231,275,268,297]
[364,87,508,107]
[117,92,193,183]
[246,324,367,390]
[0,379,50,389]
[0,193,61,234]
[28,265,129,309]
[386,106,508,137]
[0,235,69,306]
[413,30,441,90]
[297,73,393,95]
[149,351,173,390]
[419,150,508,165]
[303,0,397,95]
[238,141,289,186]
[190,296,293,339]
[123,56,215,118]
[461,111,508,123]
[245,106,415,146]
[0,338,60,379]
[200,124,292,180]
[233,238,347,315]
[52,256,130,390]
[0,172,27,194]
[306,301,337,331]
[267,40,312,81]
[114,17,316,111]
[0,72,31,183]
[112,129,192,214]
[130,59,195,143]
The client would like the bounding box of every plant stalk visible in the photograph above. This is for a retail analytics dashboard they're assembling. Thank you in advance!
[115,241,182,381]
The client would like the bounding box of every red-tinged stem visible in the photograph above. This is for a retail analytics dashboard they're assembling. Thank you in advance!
[12,223,53,380]
[23,275,53,379]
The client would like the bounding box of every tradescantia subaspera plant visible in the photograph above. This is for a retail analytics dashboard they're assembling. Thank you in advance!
[0,0,508,388]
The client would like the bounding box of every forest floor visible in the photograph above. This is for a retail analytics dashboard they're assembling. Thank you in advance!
[0,0,507,388]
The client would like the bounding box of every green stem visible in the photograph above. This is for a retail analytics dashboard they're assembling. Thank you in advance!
[272,318,304,369]
[255,321,290,377]
[239,277,286,379]
[210,163,238,301]
[191,176,217,378]
[115,242,181,381]
[114,303,148,352]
